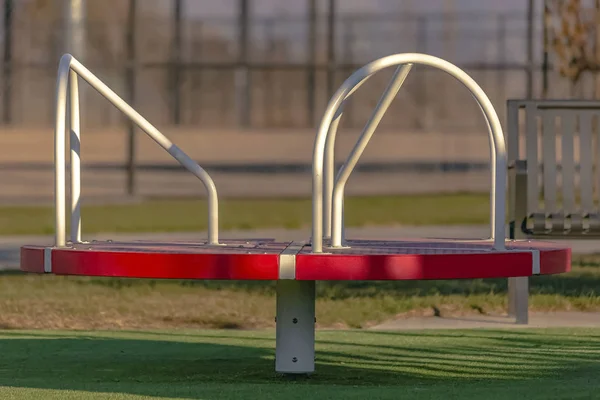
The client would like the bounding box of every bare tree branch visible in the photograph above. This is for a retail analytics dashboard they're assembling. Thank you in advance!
[546,0,600,83]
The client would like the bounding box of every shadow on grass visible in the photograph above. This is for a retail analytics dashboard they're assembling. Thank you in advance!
[0,329,598,399]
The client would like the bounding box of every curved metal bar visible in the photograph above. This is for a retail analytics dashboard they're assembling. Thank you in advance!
[323,75,375,238]
[69,69,81,243]
[312,53,507,253]
[54,54,220,247]
[55,55,70,247]
[322,107,342,239]
[330,64,412,247]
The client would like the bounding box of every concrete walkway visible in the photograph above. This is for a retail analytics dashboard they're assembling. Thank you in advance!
[3,225,599,270]
[370,312,600,330]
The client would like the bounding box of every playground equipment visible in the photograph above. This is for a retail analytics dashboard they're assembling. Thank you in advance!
[20,53,571,375]
[507,100,600,324]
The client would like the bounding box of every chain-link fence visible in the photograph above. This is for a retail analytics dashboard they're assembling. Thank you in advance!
[1,1,548,133]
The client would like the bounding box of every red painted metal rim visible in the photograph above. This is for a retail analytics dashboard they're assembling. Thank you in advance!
[295,248,571,280]
[20,238,571,281]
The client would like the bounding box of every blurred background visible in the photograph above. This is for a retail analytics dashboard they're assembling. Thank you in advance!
[0,0,599,338]
[0,0,597,203]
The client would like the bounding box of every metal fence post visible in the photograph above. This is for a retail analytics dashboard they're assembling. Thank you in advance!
[326,0,336,99]
[236,0,251,128]
[526,0,534,98]
[2,0,13,124]
[64,0,86,60]
[126,0,137,195]
[172,0,182,125]
[307,0,317,127]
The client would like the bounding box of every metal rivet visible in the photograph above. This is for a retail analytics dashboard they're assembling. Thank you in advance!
[292,357,298,363]
[292,318,298,324]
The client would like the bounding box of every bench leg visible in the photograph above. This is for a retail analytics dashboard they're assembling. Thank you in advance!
[508,276,529,324]
[275,280,316,374]
[507,159,529,325]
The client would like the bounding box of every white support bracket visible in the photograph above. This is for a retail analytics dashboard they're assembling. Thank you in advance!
[275,280,316,374]
[43,247,53,273]
[275,241,315,374]
[278,241,304,280]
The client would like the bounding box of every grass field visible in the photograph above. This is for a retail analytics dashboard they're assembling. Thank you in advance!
[0,328,598,399]
[1,253,599,330]
[2,194,597,398]
[0,193,490,235]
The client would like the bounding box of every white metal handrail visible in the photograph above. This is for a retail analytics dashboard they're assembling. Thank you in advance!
[311,53,507,253]
[322,65,412,238]
[54,54,220,247]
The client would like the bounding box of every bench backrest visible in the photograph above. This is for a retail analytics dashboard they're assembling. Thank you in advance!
[507,99,600,235]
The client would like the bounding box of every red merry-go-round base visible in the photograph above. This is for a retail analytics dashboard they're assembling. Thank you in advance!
[20,238,571,281]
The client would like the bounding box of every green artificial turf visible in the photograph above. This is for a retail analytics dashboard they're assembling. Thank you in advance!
[0,328,598,399]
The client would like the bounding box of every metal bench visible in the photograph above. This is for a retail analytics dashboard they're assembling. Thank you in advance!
[507,99,600,324]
